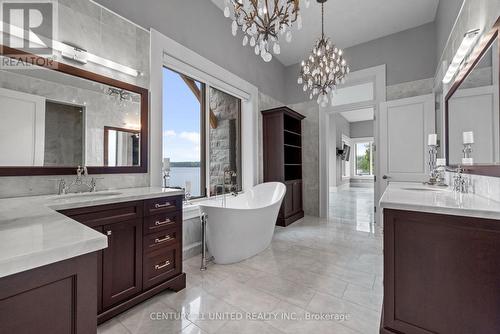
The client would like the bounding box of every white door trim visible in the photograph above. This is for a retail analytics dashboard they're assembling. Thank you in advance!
[319,64,386,218]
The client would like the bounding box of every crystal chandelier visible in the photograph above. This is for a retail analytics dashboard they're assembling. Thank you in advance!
[298,0,350,106]
[224,0,310,62]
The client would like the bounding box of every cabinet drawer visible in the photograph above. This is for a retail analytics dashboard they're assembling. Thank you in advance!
[143,227,181,253]
[143,245,181,290]
[144,196,182,216]
[144,211,181,235]
[59,201,142,228]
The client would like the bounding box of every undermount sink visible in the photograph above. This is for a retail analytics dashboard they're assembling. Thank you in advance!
[400,187,446,192]
[50,191,123,200]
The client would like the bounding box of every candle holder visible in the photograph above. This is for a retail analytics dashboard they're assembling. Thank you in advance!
[462,143,473,165]
[162,169,170,188]
[425,144,439,185]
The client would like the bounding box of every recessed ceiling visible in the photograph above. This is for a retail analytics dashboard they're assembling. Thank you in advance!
[211,0,439,66]
[341,108,374,123]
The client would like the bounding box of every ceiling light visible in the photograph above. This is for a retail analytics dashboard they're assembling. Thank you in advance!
[223,0,310,63]
[298,0,350,107]
[442,29,481,84]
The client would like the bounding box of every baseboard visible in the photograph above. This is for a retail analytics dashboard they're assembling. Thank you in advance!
[277,210,304,227]
[183,242,202,259]
[98,273,186,325]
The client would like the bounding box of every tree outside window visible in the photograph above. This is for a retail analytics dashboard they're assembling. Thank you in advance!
[355,142,374,176]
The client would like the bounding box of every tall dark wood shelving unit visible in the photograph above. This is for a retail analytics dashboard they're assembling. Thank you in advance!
[262,106,305,227]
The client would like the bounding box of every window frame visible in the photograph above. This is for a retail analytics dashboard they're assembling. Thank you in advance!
[163,66,243,199]
[351,137,375,179]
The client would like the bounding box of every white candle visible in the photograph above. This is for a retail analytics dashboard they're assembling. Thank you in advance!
[428,134,437,146]
[463,131,474,144]
[436,158,446,167]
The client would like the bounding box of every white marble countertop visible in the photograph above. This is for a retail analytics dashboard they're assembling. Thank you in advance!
[0,187,184,278]
[380,182,500,220]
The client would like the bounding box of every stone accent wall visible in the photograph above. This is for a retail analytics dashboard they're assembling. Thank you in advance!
[209,88,241,195]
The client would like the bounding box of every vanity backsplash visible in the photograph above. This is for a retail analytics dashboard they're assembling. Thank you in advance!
[446,172,500,202]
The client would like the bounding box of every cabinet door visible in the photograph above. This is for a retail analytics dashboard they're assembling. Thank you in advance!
[283,182,294,217]
[102,219,143,310]
[292,181,303,213]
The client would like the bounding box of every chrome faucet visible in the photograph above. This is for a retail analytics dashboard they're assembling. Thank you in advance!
[68,166,101,193]
[452,166,472,194]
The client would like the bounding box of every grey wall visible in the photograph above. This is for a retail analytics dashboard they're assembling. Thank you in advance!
[350,120,374,139]
[285,22,437,104]
[436,0,465,63]
[94,0,287,103]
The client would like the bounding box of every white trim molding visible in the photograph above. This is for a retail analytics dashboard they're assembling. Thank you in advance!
[150,29,260,194]
[319,64,386,218]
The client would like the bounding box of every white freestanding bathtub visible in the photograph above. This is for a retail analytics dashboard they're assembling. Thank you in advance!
[199,182,286,264]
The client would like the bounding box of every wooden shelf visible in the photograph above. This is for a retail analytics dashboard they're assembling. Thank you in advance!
[284,129,301,136]
[262,106,305,227]
[284,144,302,149]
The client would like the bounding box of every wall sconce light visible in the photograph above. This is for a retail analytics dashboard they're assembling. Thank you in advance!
[0,22,140,77]
[58,42,140,77]
[442,29,481,84]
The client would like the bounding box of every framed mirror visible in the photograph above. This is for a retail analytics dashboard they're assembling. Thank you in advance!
[445,17,500,176]
[0,46,148,176]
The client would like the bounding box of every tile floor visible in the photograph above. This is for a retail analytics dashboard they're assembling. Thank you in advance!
[98,186,383,334]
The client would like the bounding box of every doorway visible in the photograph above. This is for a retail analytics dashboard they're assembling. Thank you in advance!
[319,65,386,220]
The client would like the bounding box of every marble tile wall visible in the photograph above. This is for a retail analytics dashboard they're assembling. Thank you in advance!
[287,101,320,217]
[183,216,202,260]
[0,70,141,166]
[0,0,150,198]
[440,0,500,200]
[386,78,435,101]
[56,0,150,88]
[439,0,500,86]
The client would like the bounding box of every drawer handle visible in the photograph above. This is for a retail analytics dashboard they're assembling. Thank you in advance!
[155,260,171,270]
[155,235,171,244]
[154,218,172,226]
[155,202,172,209]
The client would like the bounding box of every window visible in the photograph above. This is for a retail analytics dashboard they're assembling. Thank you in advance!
[208,87,242,196]
[162,67,242,199]
[162,67,205,198]
[354,141,374,176]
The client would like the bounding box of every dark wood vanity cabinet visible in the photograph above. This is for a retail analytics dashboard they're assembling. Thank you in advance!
[262,107,305,226]
[381,209,500,334]
[102,218,143,310]
[59,195,186,324]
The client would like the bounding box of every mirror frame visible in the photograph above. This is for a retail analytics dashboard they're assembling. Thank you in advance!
[445,17,500,177]
[103,126,141,166]
[0,45,148,176]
